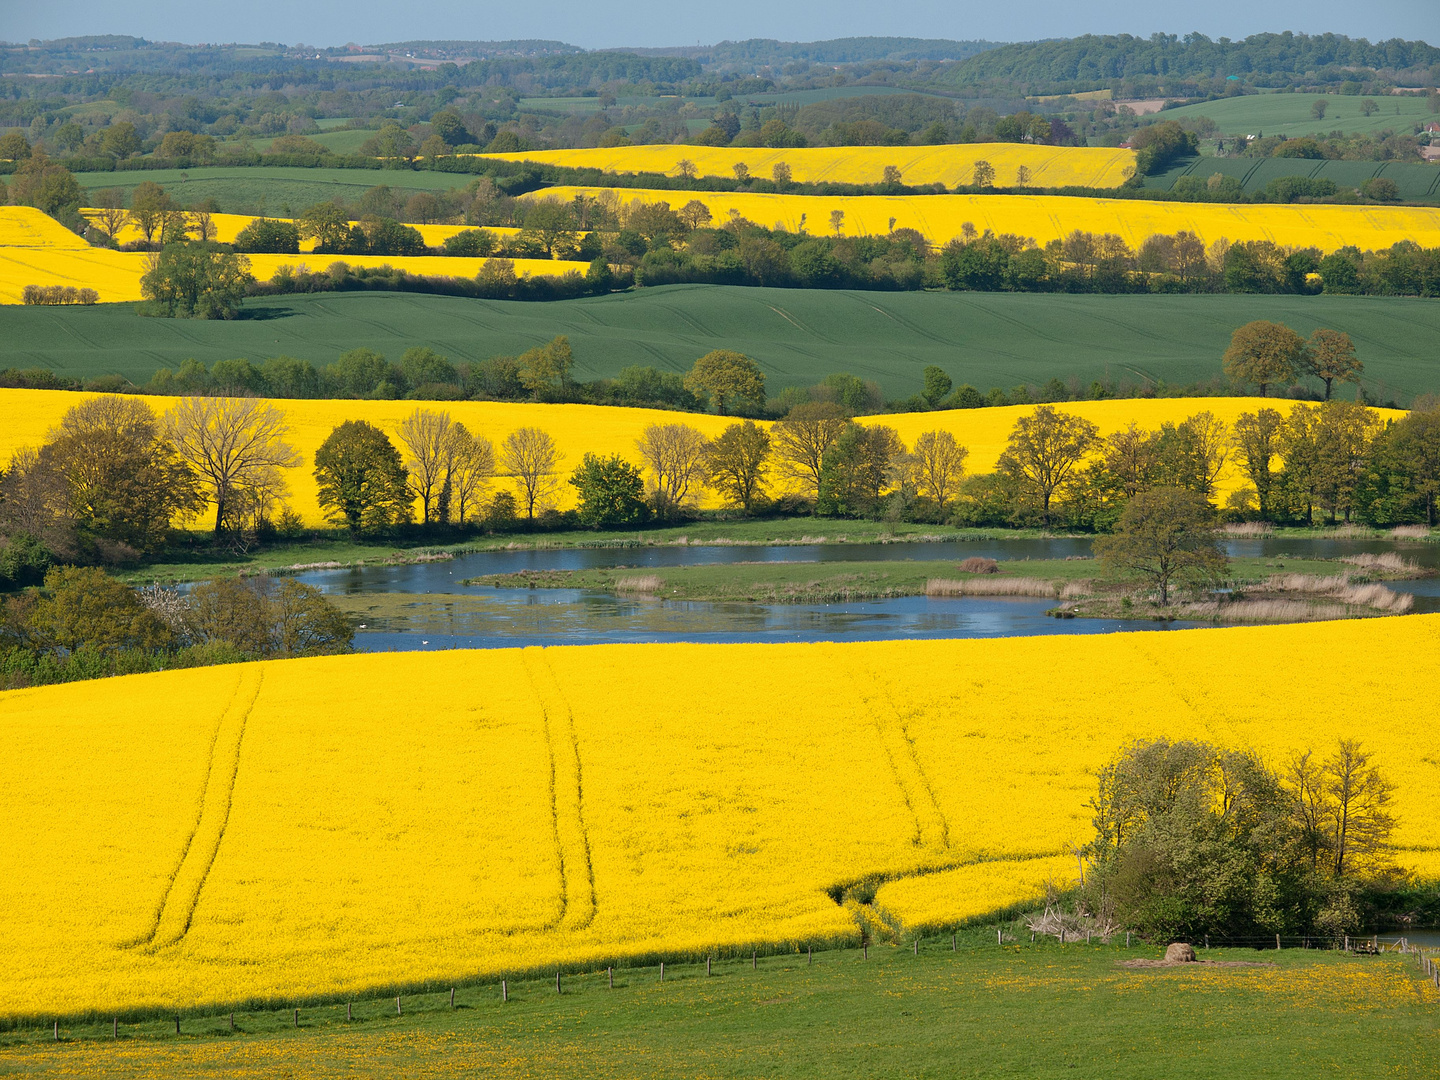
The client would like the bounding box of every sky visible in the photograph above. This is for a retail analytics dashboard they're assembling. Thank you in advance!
[5,0,1438,50]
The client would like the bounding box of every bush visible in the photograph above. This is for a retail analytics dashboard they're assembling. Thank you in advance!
[21,284,98,305]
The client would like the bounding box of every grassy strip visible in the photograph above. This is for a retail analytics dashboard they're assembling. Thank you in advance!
[0,939,1433,1077]
[465,556,1351,605]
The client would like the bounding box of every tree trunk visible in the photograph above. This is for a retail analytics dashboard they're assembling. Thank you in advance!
[1324,378,1333,401]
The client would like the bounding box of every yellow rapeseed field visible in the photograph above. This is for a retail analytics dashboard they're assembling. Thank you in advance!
[479,143,1138,189]
[527,186,1440,252]
[0,207,585,304]
[3,618,1438,1017]
[0,391,1385,525]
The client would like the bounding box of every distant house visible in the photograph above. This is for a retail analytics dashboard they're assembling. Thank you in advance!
[1425,122,1440,134]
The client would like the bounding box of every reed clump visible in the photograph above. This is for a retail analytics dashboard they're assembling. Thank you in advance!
[926,577,1059,598]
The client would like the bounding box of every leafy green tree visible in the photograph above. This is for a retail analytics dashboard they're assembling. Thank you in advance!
[684,350,766,416]
[1094,486,1227,605]
[10,154,82,218]
[429,110,470,146]
[1231,408,1285,519]
[297,201,355,252]
[313,420,413,533]
[922,366,953,407]
[189,577,352,657]
[399,346,459,389]
[706,420,770,514]
[139,242,252,320]
[569,453,649,529]
[39,396,202,552]
[1305,328,1363,400]
[817,423,906,518]
[128,181,175,245]
[1130,120,1199,174]
[996,406,1099,522]
[99,121,141,159]
[361,122,418,162]
[360,217,425,256]
[519,198,579,257]
[28,566,173,653]
[1380,404,1440,525]
[233,217,301,254]
[518,336,575,398]
[909,429,969,509]
[1222,320,1306,397]
[325,348,400,397]
[0,131,31,161]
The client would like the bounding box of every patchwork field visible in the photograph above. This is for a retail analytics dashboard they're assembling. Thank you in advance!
[0,389,1400,524]
[5,287,1439,402]
[529,186,1440,251]
[479,143,1139,188]
[3,618,1438,1019]
[1160,91,1440,139]
[0,208,586,305]
[1146,156,1440,202]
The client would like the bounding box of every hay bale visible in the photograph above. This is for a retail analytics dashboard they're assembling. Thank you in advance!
[1164,942,1196,963]
[958,556,999,574]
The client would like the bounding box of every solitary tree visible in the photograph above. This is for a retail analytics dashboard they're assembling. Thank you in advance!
[684,350,766,415]
[164,396,300,536]
[635,423,710,515]
[972,160,995,187]
[500,427,562,521]
[569,453,648,529]
[1222,320,1307,397]
[1094,486,1228,605]
[89,188,129,245]
[922,366,952,407]
[297,201,355,251]
[771,401,851,504]
[706,420,770,513]
[1305,328,1363,400]
[314,420,412,533]
[909,430,969,509]
[996,406,1099,521]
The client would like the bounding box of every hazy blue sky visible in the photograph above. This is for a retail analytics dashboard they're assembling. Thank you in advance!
[6,0,1438,50]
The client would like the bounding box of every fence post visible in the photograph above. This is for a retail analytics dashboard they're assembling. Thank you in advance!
[450,988,455,1009]
[1276,934,1281,950]
[53,1021,57,1042]
[707,957,711,977]
[1126,932,1131,948]
[752,950,757,970]
[175,1017,180,1036]
[996,929,1001,945]
[608,967,613,989]
[913,939,918,956]
[293,1009,298,1028]
[556,972,561,994]
[502,980,508,1003]
[396,996,402,1016]
[114,1018,118,1038]
[660,962,665,982]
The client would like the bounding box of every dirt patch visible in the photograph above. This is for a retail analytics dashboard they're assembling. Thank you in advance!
[1120,958,1277,970]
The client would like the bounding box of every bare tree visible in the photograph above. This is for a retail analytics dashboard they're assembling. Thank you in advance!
[448,423,495,525]
[90,188,129,245]
[398,408,458,524]
[909,430,969,508]
[635,423,709,515]
[164,396,300,536]
[771,401,850,504]
[500,427,562,521]
[1324,739,1396,878]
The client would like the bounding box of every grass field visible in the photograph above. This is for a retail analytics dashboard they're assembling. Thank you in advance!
[478,143,1137,188]
[464,555,1347,604]
[1160,92,1439,139]
[249,129,378,155]
[4,286,1438,402]
[1,942,1436,1078]
[0,390,1399,525]
[1146,156,1440,202]
[2,619,1438,1020]
[70,167,477,216]
[532,185,1440,251]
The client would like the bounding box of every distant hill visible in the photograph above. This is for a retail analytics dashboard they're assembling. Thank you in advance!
[937,32,1440,91]
[362,40,582,59]
[638,37,1005,66]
